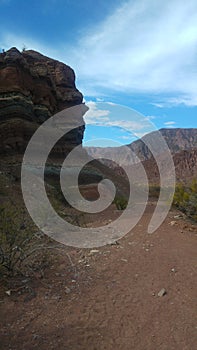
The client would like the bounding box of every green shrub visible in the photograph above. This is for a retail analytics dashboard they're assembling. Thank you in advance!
[113,196,128,210]
[173,179,197,221]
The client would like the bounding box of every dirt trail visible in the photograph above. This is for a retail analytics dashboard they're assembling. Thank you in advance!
[0,204,197,350]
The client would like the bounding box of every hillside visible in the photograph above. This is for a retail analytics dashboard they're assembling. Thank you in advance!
[86,128,197,164]
[130,128,197,160]
[141,147,197,184]
[86,128,197,183]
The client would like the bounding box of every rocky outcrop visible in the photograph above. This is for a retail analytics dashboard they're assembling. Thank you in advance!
[129,128,197,161]
[138,147,197,184]
[174,148,197,182]
[0,47,84,156]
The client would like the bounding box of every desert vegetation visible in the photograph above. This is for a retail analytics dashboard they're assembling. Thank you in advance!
[173,179,197,221]
[0,204,53,276]
[113,196,128,210]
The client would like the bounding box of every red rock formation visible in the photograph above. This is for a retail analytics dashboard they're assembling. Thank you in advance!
[0,47,84,155]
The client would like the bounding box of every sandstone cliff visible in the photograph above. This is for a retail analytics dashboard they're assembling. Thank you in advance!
[0,47,84,156]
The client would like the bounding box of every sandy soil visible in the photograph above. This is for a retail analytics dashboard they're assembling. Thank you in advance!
[0,203,197,350]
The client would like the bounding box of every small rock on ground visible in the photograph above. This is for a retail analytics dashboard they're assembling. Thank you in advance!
[158,288,167,297]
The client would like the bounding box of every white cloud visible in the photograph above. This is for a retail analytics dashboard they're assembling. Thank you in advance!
[84,101,156,136]
[164,121,176,128]
[144,116,155,120]
[2,0,197,107]
[150,103,165,108]
[107,102,116,106]
[102,119,148,132]
[164,96,197,107]
[85,101,110,124]
[151,95,197,107]
[67,0,197,106]
[164,121,176,125]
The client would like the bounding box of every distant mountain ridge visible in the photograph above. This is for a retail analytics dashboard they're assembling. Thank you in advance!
[130,128,197,160]
[86,128,197,165]
[86,128,197,184]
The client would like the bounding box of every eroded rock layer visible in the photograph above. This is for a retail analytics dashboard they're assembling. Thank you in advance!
[0,47,84,155]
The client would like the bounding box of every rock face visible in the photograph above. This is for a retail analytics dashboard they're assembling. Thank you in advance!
[0,48,127,197]
[0,47,84,156]
[136,148,197,184]
[172,148,197,182]
[130,128,197,161]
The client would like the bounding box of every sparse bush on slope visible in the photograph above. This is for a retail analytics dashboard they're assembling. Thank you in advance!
[113,196,128,210]
[173,179,197,221]
[0,205,35,274]
[0,204,52,275]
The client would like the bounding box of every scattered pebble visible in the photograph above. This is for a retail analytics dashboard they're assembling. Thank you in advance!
[51,295,61,301]
[89,249,99,255]
[169,221,177,226]
[174,215,182,219]
[110,241,119,246]
[21,279,29,283]
[5,290,11,296]
[65,287,71,294]
[103,251,110,255]
[158,288,167,297]
[171,268,176,273]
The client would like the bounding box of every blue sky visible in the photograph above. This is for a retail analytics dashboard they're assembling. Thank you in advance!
[0,0,197,146]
